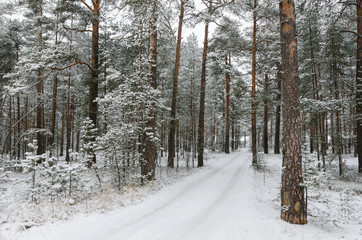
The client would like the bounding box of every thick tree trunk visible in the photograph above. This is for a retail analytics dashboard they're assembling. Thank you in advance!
[279,0,307,225]
[356,0,362,173]
[274,64,281,154]
[263,74,269,154]
[168,0,185,168]
[142,0,158,183]
[37,0,45,156]
[225,54,230,154]
[251,0,258,165]
[197,0,211,167]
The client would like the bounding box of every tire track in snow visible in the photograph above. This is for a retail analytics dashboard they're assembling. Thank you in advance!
[86,152,243,240]
[172,155,249,240]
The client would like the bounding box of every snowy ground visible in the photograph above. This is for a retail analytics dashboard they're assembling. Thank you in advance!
[2,150,361,240]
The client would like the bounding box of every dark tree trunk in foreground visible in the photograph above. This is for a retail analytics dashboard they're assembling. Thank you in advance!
[279,0,307,225]
[197,0,212,167]
[274,64,281,154]
[225,54,230,154]
[168,0,185,168]
[142,0,158,183]
[356,0,362,173]
[251,0,258,165]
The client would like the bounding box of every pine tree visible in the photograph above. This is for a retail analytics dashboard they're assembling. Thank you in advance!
[142,0,158,182]
[168,0,186,168]
[279,0,307,225]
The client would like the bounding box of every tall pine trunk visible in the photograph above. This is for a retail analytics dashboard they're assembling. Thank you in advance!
[142,0,158,183]
[197,0,212,167]
[36,0,45,156]
[168,0,185,168]
[279,0,306,225]
[88,0,101,165]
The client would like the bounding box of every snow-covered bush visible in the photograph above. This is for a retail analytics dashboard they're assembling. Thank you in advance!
[36,157,86,201]
[80,117,98,167]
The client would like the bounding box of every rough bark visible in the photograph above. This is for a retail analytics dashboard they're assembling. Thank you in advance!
[168,0,185,168]
[142,0,158,183]
[279,0,307,225]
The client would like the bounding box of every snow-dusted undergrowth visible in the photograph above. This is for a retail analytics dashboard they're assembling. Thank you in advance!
[257,152,362,237]
[1,150,362,240]
[0,153,207,238]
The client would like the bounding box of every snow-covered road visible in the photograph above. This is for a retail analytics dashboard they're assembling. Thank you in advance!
[14,151,355,240]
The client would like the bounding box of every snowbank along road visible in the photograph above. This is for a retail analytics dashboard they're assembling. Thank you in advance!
[14,151,350,240]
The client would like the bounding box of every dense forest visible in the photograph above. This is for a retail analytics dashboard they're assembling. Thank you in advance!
[0,0,362,235]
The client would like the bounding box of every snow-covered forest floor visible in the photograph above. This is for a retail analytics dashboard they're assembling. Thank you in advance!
[1,150,362,240]
[0,153,202,239]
